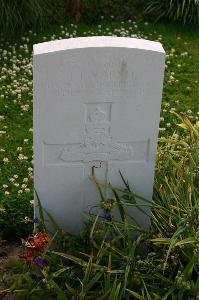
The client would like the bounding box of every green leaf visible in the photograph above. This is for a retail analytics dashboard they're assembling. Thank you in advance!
[52,251,108,271]
[110,184,126,222]
[126,289,144,299]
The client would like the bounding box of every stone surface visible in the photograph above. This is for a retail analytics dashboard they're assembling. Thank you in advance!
[33,36,165,232]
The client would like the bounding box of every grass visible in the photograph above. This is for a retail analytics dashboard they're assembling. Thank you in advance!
[0,20,199,239]
[0,114,198,299]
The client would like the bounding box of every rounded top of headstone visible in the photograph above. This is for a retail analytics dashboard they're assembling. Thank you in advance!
[33,36,165,56]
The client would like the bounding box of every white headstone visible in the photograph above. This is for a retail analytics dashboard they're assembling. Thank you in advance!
[33,36,165,232]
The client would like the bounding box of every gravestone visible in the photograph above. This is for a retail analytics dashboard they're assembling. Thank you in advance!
[33,36,165,232]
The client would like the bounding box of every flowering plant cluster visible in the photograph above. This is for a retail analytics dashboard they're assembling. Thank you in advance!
[19,232,51,267]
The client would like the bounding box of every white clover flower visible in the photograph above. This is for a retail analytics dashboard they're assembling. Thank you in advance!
[5,191,10,195]
[3,157,9,164]
[2,184,8,189]
[0,130,6,136]
[23,216,31,223]
[0,206,6,213]
[24,188,30,193]
[170,107,176,112]
[181,52,188,56]
[30,200,34,205]
[18,153,28,160]
[18,190,23,194]
[18,154,23,160]
[13,174,18,179]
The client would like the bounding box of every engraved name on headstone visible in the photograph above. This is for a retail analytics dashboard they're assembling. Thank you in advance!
[33,37,165,232]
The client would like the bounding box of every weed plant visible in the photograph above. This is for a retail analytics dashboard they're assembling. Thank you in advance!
[145,0,199,25]
[1,114,198,299]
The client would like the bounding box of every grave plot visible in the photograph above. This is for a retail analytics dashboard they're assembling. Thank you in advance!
[33,37,165,232]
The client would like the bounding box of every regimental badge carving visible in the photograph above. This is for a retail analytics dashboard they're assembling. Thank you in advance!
[60,103,134,164]
[43,103,149,166]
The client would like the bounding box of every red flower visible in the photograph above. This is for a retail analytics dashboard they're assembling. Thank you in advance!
[19,250,34,266]
[19,232,51,266]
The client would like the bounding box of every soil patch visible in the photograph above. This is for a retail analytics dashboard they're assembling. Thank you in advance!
[0,240,21,299]
[0,240,21,271]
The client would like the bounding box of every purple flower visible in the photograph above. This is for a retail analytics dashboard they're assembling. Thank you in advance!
[33,216,38,224]
[34,257,47,268]
[104,212,112,221]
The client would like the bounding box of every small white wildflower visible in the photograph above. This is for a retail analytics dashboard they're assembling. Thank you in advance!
[0,130,6,136]
[3,157,9,164]
[23,216,31,224]
[170,108,176,112]
[18,153,28,160]
[0,206,6,213]
[181,52,188,56]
